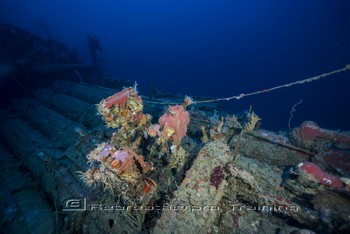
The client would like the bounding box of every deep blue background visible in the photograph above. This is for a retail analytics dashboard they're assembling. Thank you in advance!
[1,0,350,131]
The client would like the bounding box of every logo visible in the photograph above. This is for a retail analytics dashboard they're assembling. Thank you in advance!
[62,198,300,213]
[62,198,87,211]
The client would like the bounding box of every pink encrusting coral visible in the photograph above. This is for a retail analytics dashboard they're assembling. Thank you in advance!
[299,121,333,142]
[104,87,136,109]
[158,105,190,144]
[97,144,113,158]
[298,162,344,188]
[148,124,161,137]
[210,166,225,189]
[292,121,350,150]
[112,150,129,162]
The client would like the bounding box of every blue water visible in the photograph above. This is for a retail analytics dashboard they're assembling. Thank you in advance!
[1,0,350,131]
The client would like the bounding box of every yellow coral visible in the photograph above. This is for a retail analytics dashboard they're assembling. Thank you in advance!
[245,111,261,132]
[162,126,175,140]
[200,125,209,143]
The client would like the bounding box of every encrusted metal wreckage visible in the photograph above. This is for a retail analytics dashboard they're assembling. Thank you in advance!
[1,81,350,233]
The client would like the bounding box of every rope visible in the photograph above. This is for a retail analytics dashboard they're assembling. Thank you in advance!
[192,65,349,105]
[144,64,350,106]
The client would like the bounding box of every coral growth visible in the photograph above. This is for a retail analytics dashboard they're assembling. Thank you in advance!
[245,111,261,132]
[299,121,331,141]
[197,114,241,143]
[118,147,153,175]
[158,105,190,145]
[104,87,135,109]
[81,87,193,204]
[81,87,159,203]
[97,87,144,128]
[312,191,350,231]
[154,104,191,168]
[291,121,350,151]
[86,143,153,185]
[210,166,225,189]
[148,124,161,137]
[324,150,350,177]
[298,162,344,188]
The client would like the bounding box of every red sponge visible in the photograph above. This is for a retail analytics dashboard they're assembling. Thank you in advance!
[298,162,344,188]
